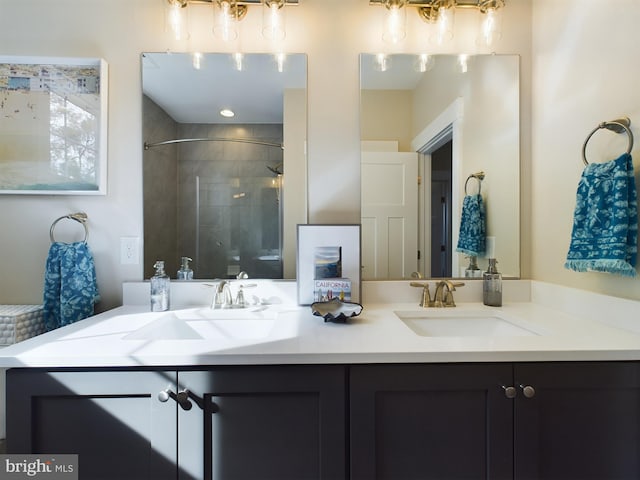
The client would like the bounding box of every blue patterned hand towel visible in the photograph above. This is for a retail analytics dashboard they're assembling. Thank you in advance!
[565,153,638,277]
[43,241,100,331]
[456,194,486,257]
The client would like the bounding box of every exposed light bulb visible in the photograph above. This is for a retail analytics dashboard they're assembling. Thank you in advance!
[233,52,244,71]
[382,1,407,44]
[373,53,391,72]
[414,54,435,73]
[479,7,503,47]
[213,0,239,42]
[192,52,202,70]
[220,108,235,118]
[435,6,454,45]
[167,0,188,41]
[275,52,286,73]
[263,1,286,41]
[458,54,469,73]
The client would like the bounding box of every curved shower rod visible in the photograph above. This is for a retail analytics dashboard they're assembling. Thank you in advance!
[144,137,283,150]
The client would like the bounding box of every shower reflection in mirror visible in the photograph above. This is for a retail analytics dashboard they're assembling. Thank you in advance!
[142,52,307,280]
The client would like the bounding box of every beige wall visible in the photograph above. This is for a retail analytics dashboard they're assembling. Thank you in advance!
[19,0,640,309]
[531,0,640,300]
[361,90,413,151]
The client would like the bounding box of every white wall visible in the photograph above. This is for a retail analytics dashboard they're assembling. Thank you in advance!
[0,0,533,309]
[531,0,640,300]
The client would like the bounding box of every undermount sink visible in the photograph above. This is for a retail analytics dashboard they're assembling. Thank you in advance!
[123,307,278,341]
[395,309,540,337]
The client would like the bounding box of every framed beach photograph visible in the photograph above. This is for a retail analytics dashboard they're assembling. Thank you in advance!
[297,224,361,305]
[0,56,108,194]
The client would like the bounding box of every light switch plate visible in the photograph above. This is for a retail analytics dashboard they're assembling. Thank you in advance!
[120,237,140,265]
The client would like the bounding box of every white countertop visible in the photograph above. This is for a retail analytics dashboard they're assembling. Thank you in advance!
[0,279,639,368]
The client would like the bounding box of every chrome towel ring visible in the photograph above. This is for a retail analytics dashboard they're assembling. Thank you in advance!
[582,117,633,166]
[50,212,89,243]
[464,171,485,195]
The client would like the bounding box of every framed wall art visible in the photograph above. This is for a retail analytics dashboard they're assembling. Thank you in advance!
[297,224,361,305]
[0,56,108,194]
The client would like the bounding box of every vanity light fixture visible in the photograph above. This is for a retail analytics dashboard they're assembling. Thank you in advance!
[192,52,203,69]
[414,53,435,72]
[263,0,287,41]
[373,53,391,72]
[457,53,469,73]
[369,0,506,46]
[212,0,247,42]
[166,1,298,44]
[233,52,244,71]
[382,0,408,44]
[166,0,189,41]
[275,52,286,73]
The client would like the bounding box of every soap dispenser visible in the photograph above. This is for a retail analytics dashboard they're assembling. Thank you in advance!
[177,256,193,281]
[465,255,482,278]
[151,260,170,311]
[483,258,502,307]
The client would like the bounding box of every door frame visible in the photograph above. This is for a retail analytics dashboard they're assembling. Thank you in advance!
[412,98,464,277]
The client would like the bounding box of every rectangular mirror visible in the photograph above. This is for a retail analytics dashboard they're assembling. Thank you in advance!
[360,53,520,280]
[142,52,307,280]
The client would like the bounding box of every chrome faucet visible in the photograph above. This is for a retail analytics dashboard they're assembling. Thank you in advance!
[410,280,465,308]
[210,280,258,309]
[211,281,233,309]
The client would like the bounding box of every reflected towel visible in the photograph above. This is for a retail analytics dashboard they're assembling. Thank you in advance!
[565,153,638,277]
[43,241,100,331]
[456,194,486,257]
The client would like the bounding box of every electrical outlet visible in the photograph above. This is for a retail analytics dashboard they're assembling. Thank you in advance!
[120,237,140,265]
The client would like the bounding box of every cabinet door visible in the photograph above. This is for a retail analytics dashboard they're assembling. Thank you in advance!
[178,365,346,480]
[350,363,514,480]
[514,361,640,480]
[6,369,178,480]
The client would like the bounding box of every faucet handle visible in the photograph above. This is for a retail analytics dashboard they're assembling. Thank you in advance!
[410,282,433,308]
[234,283,257,307]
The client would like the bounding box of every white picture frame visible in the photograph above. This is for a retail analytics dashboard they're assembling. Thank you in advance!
[0,56,108,195]
[297,224,361,305]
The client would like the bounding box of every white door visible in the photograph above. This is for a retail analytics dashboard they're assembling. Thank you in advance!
[361,151,418,279]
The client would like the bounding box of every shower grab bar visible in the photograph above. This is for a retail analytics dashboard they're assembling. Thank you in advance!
[582,117,633,166]
[50,212,88,243]
[464,171,485,195]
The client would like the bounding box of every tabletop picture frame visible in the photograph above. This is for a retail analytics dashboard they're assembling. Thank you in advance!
[297,224,361,305]
[0,56,108,195]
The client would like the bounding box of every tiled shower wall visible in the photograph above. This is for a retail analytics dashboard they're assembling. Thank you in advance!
[176,123,283,279]
[143,97,284,279]
[143,95,178,278]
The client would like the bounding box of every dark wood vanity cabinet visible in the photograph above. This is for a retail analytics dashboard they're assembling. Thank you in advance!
[7,362,640,480]
[514,362,640,480]
[350,362,640,480]
[6,369,179,480]
[176,365,346,480]
[350,363,515,480]
[7,365,346,480]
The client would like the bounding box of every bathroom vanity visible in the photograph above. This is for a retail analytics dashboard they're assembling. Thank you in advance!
[2,280,640,480]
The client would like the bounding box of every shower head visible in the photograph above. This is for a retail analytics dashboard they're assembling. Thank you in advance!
[267,163,283,176]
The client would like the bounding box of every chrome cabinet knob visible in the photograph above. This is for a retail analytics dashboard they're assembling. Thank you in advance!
[158,389,171,402]
[502,385,517,399]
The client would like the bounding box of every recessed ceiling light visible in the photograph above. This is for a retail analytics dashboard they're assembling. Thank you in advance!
[220,108,235,118]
